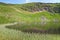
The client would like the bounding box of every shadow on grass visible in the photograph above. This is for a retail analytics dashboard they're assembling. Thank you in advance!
[5,23,60,34]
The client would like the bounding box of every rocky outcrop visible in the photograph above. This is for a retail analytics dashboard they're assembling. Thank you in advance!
[20,3,60,13]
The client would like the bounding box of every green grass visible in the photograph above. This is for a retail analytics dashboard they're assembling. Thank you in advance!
[0,2,60,40]
[0,3,60,24]
[0,25,60,40]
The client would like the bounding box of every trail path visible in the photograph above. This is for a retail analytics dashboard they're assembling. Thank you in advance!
[10,6,23,13]
[10,6,41,14]
[0,22,18,29]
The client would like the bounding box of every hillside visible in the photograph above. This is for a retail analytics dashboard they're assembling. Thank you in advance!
[0,2,60,24]
[0,2,60,40]
[14,2,60,13]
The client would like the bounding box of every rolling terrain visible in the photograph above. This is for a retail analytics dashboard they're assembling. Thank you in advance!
[0,2,60,30]
[0,2,60,24]
[0,2,60,40]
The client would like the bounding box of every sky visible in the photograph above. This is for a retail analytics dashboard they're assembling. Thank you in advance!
[0,0,60,4]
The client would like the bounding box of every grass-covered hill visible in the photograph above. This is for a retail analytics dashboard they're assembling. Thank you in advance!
[0,2,60,40]
[14,2,60,13]
[0,2,60,24]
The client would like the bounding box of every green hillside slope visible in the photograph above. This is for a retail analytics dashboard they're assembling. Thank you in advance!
[0,2,60,24]
[0,2,60,40]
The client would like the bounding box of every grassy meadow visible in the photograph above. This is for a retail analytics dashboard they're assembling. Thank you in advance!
[0,24,60,40]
